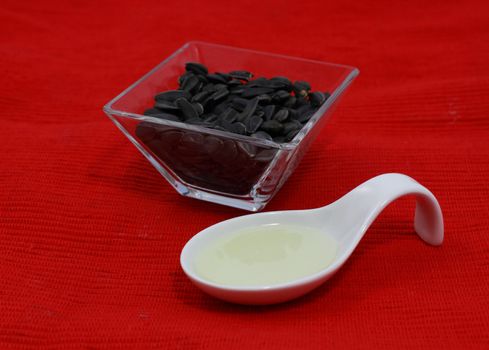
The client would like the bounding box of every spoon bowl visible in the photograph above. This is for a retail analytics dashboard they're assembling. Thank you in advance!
[180,173,444,305]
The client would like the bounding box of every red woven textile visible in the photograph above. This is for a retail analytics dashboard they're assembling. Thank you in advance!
[1,0,488,348]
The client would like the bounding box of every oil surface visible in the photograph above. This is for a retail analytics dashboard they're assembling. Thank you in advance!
[194,224,338,287]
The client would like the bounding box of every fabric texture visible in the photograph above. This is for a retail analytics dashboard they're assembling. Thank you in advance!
[1,0,488,348]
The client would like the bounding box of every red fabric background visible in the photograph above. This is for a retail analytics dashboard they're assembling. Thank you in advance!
[1,0,488,348]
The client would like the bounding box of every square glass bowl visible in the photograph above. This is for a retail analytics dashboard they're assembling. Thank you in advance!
[103,42,359,211]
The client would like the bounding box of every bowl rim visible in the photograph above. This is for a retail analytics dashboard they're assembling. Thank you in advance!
[103,41,359,151]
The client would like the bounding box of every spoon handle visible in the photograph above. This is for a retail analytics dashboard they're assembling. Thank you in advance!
[325,173,444,246]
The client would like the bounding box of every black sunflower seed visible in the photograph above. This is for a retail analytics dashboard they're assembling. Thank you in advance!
[297,109,316,123]
[210,88,230,102]
[260,120,284,135]
[283,120,302,135]
[213,102,230,115]
[245,115,263,133]
[270,76,292,91]
[178,71,194,85]
[206,73,228,84]
[220,107,238,123]
[185,62,208,75]
[143,108,181,122]
[309,91,326,107]
[237,98,259,122]
[192,102,204,116]
[229,70,253,81]
[285,128,301,141]
[176,97,199,120]
[295,96,308,107]
[247,77,270,88]
[226,79,243,87]
[263,105,276,121]
[231,97,249,112]
[202,83,216,92]
[242,87,275,98]
[256,94,272,105]
[272,90,290,103]
[293,80,311,96]
[191,90,213,103]
[231,122,247,135]
[154,101,180,111]
[181,75,200,93]
[230,86,246,94]
[273,109,289,122]
[155,90,191,102]
[287,108,299,120]
[283,96,296,108]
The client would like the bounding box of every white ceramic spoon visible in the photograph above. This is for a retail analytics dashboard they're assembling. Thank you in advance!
[180,173,444,305]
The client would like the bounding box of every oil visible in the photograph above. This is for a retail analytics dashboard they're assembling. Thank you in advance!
[194,224,338,287]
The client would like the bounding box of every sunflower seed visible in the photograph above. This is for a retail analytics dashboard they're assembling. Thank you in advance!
[178,71,193,85]
[245,115,263,133]
[229,70,253,81]
[143,109,181,122]
[273,109,289,122]
[206,73,228,84]
[154,101,180,111]
[297,109,316,123]
[231,122,247,135]
[230,86,246,94]
[256,94,272,105]
[227,79,243,87]
[192,102,204,115]
[155,90,191,102]
[213,102,229,115]
[272,90,290,103]
[260,120,284,135]
[237,98,259,122]
[283,96,296,108]
[210,88,229,102]
[181,75,200,93]
[202,83,216,92]
[270,77,292,91]
[283,120,302,135]
[220,107,238,123]
[293,81,311,96]
[263,105,276,121]
[285,128,301,141]
[295,96,308,107]
[191,90,213,103]
[247,77,270,88]
[176,97,199,120]
[242,87,275,98]
[231,97,248,112]
[185,62,208,75]
[309,91,326,107]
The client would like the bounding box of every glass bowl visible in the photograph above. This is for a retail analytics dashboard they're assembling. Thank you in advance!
[103,42,359,211]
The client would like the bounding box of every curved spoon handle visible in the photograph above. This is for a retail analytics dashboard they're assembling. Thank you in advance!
[326,173,444,246]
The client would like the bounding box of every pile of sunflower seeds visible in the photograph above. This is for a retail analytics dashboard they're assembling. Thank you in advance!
[143,62,330,143]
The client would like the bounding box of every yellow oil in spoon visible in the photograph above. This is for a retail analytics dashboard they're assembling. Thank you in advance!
[194,224,338,287]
